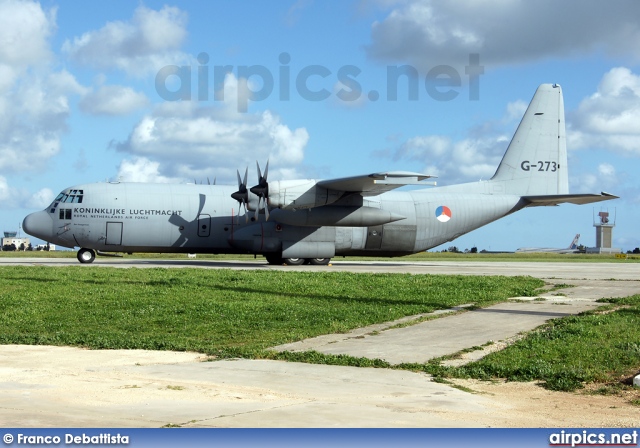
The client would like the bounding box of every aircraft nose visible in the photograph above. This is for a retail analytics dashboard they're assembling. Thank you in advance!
[22,210,53,240]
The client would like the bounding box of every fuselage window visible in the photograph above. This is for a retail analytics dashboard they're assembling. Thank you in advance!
[59,208,72,220]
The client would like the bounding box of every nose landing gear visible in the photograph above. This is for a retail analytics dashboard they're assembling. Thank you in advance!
[77,248,96,264]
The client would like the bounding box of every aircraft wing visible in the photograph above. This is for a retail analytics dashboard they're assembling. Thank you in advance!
[522,192,618,207]
[317,171,436,196]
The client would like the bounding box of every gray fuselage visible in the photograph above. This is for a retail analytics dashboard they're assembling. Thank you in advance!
[28,181,523,257]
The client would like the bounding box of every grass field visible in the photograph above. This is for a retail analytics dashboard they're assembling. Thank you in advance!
[1,264,638,400]
[411,294,640,395]
[0,266,543,357]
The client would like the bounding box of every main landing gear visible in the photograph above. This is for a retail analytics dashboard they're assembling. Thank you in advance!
[264,255,331,266]
[77,248,96,264]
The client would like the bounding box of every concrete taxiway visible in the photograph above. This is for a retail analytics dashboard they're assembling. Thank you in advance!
[1,259,638,426]
[1,256,639,279]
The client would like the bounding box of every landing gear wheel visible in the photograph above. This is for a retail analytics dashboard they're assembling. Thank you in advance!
[307,258,331,266]
[77,248,96,264]
[265,254,284,265]
[283,257,305,266]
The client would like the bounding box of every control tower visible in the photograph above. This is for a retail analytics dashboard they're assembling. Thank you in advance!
[587,209,621,254]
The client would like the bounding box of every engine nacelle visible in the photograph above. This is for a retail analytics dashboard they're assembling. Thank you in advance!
[267,180,343,210]
[270,206,405,227]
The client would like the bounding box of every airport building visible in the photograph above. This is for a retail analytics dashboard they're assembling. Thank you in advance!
[1,231,31,251]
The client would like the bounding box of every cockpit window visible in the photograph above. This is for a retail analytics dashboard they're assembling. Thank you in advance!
[63,190,83,203]
[49,189,83,213]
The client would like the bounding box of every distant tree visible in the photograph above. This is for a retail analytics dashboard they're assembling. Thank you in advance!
[19,243,25,251]
[633,247,640,254]
[27,244,33,251]
[45,243,50,251]
[447,246,460,253]
[470,246,478,254]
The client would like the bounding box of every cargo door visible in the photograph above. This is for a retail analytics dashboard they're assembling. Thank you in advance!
[105,222,123,245]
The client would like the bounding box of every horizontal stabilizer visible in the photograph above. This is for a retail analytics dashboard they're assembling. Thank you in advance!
[522,192,618,207]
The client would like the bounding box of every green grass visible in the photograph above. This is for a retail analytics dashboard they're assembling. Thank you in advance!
[2,264,638,399]
[408,295,640,394]
[0,266,542,357]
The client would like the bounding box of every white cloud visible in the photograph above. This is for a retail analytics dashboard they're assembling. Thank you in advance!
[0,0,56,93]
[114,74,309,183]
[394,135,506,183]
[62,5,189,76]
[0,69,85,172]
[570,67,640,154]
[396,135,450,160]
[505,100,527,123]
[0,1,86,174]
[0,0,55,71]
[0,176,53,210]
[79,85,149,116]
[0,176,9,203]
[367,1,640,71]
[390,98,521,183]
[283,0,313,27]
[116,157,183,183]
[28,188,54,209]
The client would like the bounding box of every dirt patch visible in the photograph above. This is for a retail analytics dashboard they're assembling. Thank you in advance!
[445,378,639,427]
[2,345,638,427]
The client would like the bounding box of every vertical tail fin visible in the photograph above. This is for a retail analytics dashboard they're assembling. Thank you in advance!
[568,233,580,249]
[491,84,568,196]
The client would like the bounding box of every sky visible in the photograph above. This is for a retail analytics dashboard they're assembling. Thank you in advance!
[2,0,639,251]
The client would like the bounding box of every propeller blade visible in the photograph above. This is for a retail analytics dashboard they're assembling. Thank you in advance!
[231,167,250,204]
[256,160,262,181]
[250,160,269,197]
[197,194,206,215]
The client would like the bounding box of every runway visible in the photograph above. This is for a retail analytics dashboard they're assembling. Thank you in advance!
[1,258,639,427]
[1,256,639,280]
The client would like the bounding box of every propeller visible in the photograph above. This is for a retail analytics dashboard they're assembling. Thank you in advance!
[250,160,270,220]
[231,167,249,223]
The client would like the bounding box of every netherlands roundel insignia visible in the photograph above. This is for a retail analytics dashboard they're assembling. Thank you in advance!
[435,205,452,222]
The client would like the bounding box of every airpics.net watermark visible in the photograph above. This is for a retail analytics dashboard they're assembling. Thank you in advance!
[155,52,484,112]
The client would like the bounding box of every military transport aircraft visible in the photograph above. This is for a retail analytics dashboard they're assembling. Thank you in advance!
[23,84,617,265]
